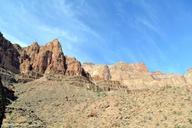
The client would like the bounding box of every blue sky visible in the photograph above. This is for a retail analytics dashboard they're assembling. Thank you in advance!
[1,0,192,74]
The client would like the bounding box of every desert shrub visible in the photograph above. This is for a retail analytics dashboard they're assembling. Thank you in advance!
[188,118,192,124]
[95,86,106,97]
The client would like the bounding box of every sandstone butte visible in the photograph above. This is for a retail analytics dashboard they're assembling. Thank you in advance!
[1,32,192,89]
[0,32,86,78]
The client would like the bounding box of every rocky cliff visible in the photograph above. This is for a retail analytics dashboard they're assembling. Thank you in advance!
[82,63,111,81]
[83,62,191,89]
[20,39,66,75]
[1,32,192,89]
[0,33,86,78]
[0,32,20,73]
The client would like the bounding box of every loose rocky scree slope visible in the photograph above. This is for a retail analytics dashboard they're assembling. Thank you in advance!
[2,76,192,128]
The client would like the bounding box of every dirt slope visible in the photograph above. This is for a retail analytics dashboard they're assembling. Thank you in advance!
[2,76,192,128]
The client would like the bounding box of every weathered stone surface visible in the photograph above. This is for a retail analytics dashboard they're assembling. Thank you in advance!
[82,63,111,80]
[83,62,189,89]
[0,33,20,73]
[20,39,66,75]
[0,33,86,78]
[65,56,84,76]
[19,39,86,77]
[109,62,149,81]
[1,31,192,89]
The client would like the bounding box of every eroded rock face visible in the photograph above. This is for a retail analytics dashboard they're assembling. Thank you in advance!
[82,63,111,81]
[19,39,86,77]
[0,33,86,77]
[109,62,149,81]
[83,62,150,81]
[1,32,192,89]
[20,39,66,75]
[0,33,20,73]
[65,56,84,76]
[83,62,189,89]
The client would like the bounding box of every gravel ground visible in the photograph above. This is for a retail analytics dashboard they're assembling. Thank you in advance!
[2,76,192,128]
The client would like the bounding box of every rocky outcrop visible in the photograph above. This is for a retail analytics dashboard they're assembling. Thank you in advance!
[109,62,149,81]
[1,32,192,89]
[0,33,87,79]
[0,32,20,73]
[65,56,84,76]
[20,39,86,77]
[83,62,189,89]
[20,39,66,75]
[82,63,111,81]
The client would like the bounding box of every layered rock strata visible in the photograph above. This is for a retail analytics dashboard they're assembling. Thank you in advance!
[83,62,190,89]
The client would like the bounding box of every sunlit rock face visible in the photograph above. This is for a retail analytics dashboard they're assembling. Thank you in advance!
[109,62,149,81]
[1,31,192,89]
[20,39,86,76]
[83,62,188,89]
[20,39,66,75]
[0,33,86,77]
[82,63,111,81]
[65,56,85,76]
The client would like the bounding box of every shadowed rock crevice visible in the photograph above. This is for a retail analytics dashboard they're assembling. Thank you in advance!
[0,32,20,74]
[0,77,5,126]
[0,76,17,127]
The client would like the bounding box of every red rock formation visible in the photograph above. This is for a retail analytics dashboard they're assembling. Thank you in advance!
[20,39,66,74]
[65,56,84,76]
[1,32,192,89]
[0,33,86,77]
[20,39,86,77]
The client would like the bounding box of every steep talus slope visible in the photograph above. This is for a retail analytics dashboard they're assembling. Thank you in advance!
[2,76,98,127]
[62,85,192,128]
[2,77,192,128]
